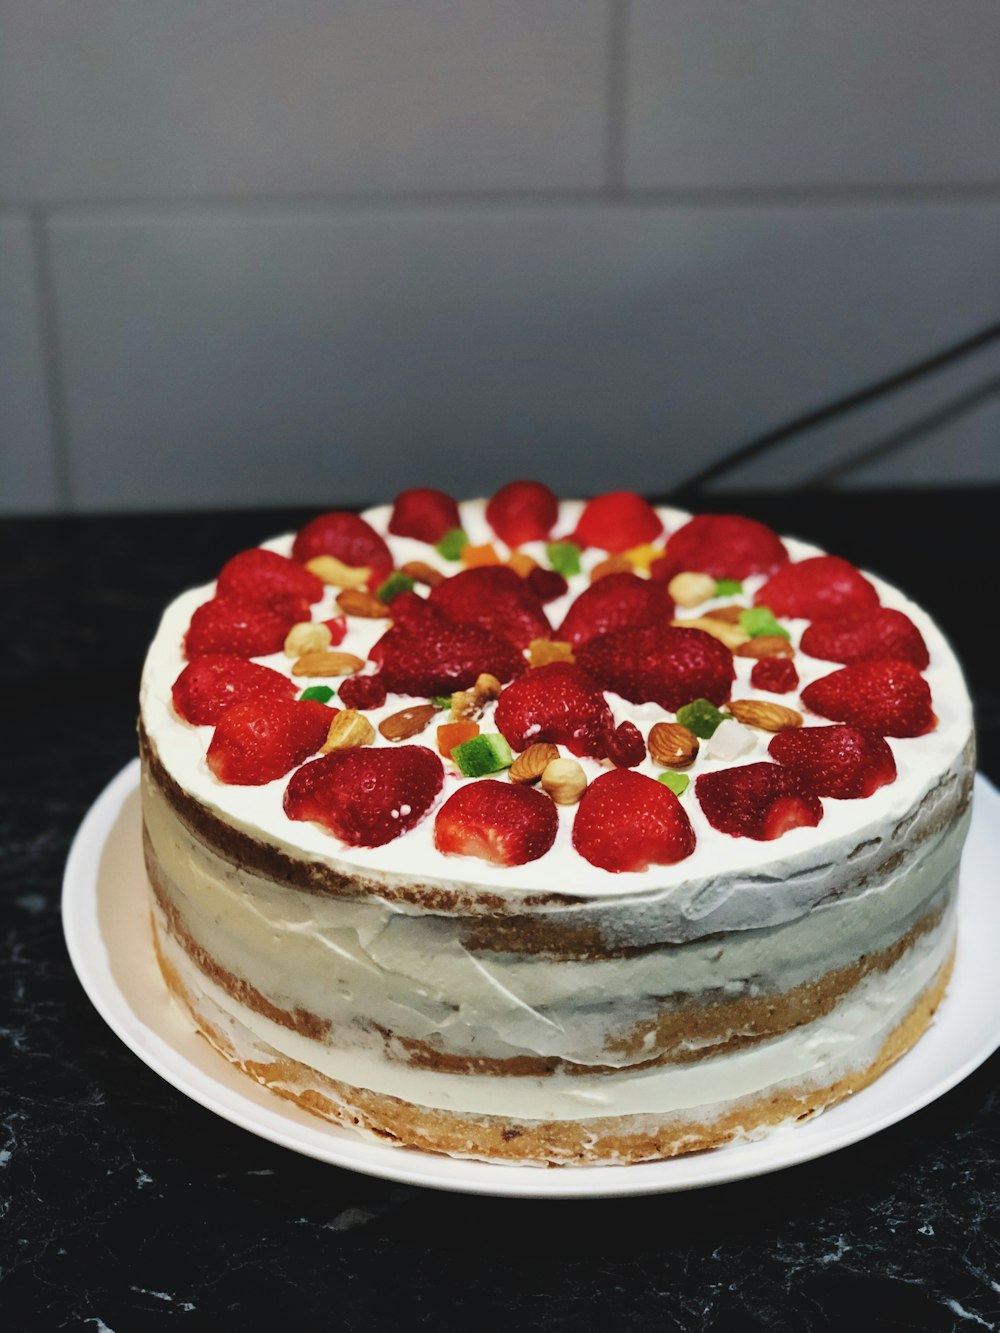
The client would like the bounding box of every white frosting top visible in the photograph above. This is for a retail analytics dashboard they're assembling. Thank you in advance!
[139,501,974,905]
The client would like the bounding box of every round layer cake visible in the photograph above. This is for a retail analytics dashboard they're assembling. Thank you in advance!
[138,487,974,1166]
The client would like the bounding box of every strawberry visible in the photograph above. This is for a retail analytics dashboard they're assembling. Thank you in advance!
[291,511,393,587]
[215,548,323,615]
[800,660,936,737]
[557,571,674,648]
[486,480,559,547]
[428,566,550,649]
[184,597,296,659]
[171,655,296,725]
[755,556,879,620]
[494,662,614,758]
[577,625,735,711]
[769,725,896,799]
[573,492,664,553]
[665,514,788,580]
[284,745,443,846]
[800,607,929,670]
[602,720,646,768]
[206,699,332,785]
[369,607,523,695]
[696,763,823,841]
[572,769,696,872]
[750,658,799,694]
[384,590,436,628]
[433,780,557,865]
[388,488,462,544]
[527,567,569,603]
[337,675,388,710]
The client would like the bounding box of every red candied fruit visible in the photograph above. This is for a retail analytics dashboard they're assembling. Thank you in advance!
[696,763,824,841]
[428,565,550,650]
[800,607,929,670]
[434,780,558,866]
[603,720,646,769]
[750,658,799,694]
[801,660,936,738]
[665,514,788,580]
[527,567,569,603]
[206,698,332,785]
[185,598,296,659]
[284,745,443,846]
[558,571,674,648]
[577,624,735,711]
[573,769,696,872]
[216,547,323,616]
[323,615,348,646]
[172,655,296,725]
[291,511,393,587]
[573,491,664,553]
[769,725,896,799]
[756,555,879,620]
[495,661,614,758]
[388,488,461,544]
[337,675,388,710]
[486,480,559,547]
[370,606,524,696]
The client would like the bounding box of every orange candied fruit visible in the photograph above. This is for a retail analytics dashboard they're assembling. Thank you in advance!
[506,550,539,578]
[437,721,480,758]
[461,543,501,568]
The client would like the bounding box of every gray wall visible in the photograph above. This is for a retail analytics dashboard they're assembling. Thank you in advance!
[2,1,999,514]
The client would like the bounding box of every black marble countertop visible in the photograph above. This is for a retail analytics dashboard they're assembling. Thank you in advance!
[3,491,998,1331]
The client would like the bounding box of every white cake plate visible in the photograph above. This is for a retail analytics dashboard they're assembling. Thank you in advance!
[62,761,1000,1200]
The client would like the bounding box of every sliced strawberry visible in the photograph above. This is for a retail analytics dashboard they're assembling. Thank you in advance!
[172,655,296,725]
[206,699,332,785]
[184,597,296,659]
[527,567,569,603]
[433,780,557,865]
[216,548,323,615]
[696,763,823,840]
[769,724,896,798]
[337,675,388,710]
[755,555,879,620]
[285,745,443,846]
[801,660,936,737]
[370,607,524,696]
[602,720,646,769]
[486,480,559,547]
[557,572,674,648]
[494,662,614,758]
[291,511,393,587]
[750,658,799,694]
[577,624,735,711]
[428,566,550,650]
[800,607,929,670]
[388,488,462,544]
[574,492,664,553]
[665,514,788,580]
[572,769,695,872]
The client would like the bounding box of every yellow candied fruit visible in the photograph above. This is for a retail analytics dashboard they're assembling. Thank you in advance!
[622,543,665,574]
[506,550,539,578]
[462,542,501,568]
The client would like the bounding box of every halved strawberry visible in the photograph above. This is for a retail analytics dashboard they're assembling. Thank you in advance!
[284,745,443,846]
[769,724,896,798]
[800,660,936,737]
[800,608,929,670]
[369,607,523,695]
[572,769,695,872]
[206,698,332,785]
[755,556,879,620]
[577,624,735,710]
[433,780,557,865]
[428,566,550,650]
[573,492,663,553]
[486,480,559,547]
[172,655,296,725]
[603,720,646,768]
[291,511,393,587]
[184,598,296,659]
[216,548,323,615]
[388,488,462,544]
[665,514,788,580]
[557,572,674,648]
[337,675,388,710]
[494,662,614,758]
[750,658,799,693]
[696,763,823,840]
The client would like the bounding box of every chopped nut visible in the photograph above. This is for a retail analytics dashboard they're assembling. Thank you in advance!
[291,650,365,678]
[528,638,575,668]
[541,757,587,805]
[400,559,444,588]
[509,742,560,784]
[728,700,803,732]
[672,616,750,649]
[474,673,502,700]
[283,620,333,658]
[667,571,716,608]
[305,555,372,588]
[734,635,796,660]
[451,673,502,721]
[647,722,700,769]
[321,709,376,752]
[589,555,632,583]
[378,704,439,742]
[337,587,391,618]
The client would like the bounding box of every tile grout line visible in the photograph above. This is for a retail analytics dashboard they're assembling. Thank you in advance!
[605,0,630,196]
[28,207,75,512]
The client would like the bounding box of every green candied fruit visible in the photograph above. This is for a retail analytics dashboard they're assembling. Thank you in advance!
[431,694,453,711]
[657,772,690,797]
[546,540,582,578]
[714,578,743,597]
[452,733,514,777]
[436,528,469,561]
[739,605,790,640]
[299,685,336,703]
[676,698,727,739]
[375,571,416,604]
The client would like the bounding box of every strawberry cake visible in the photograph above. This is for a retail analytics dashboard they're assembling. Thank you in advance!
[138,485,974,1165]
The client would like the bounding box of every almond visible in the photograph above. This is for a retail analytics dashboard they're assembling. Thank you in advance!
[378,704,439,742]
[291,650,365,678]
[400,559,444,588]
[337,587,390,618]
[529,638,575,668]
[590,555,632,583]
[321,709,375,752]
[509,742,560,785]
[305,555,372,588]
[734,635,795,660]
[647,722,700,769]
[703,605,744,624]
[672,616,749,649]
[728,700,803,732]
[667,571,716,608]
